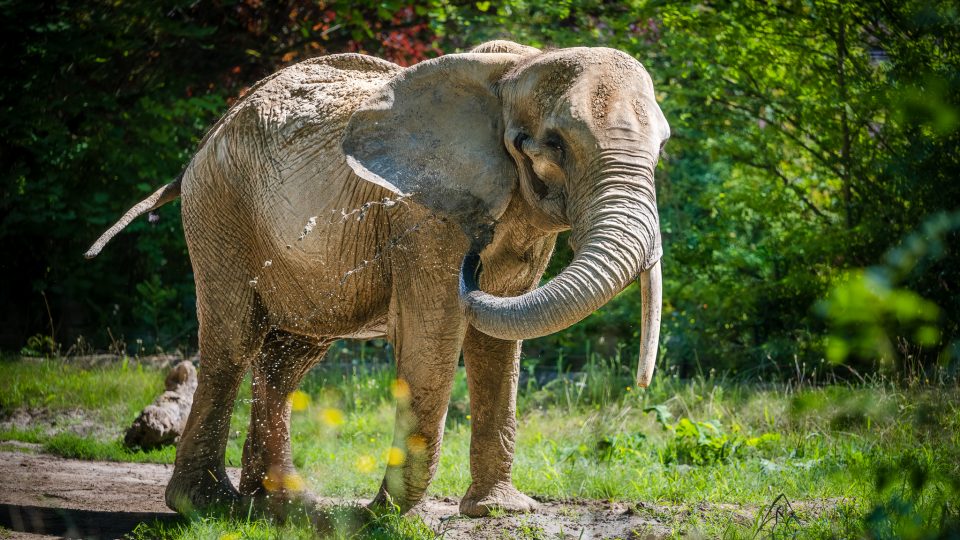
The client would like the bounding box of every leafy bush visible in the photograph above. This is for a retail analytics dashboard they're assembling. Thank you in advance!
[645,404,780,465]
[820,211,960,377]
[865,450,960,539]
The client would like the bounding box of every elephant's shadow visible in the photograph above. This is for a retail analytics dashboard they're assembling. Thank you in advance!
[0,500,417,538]
[0,502,181,538]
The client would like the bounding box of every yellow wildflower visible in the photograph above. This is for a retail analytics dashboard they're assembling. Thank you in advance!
[386,446,406,466]
[355,455,376,473]
[406,434,428,454]
[282,473,306,492]
[289,390,310,411]
[320,407,345,427]
[391,378,411,400]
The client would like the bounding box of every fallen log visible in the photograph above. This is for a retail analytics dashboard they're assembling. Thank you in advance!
[123,360,197,450]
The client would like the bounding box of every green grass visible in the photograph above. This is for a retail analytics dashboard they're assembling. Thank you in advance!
[124,509,435,540]
[1,353,959,538]
[0,356,162,415]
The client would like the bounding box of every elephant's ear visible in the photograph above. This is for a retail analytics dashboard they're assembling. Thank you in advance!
[342,53,520,234]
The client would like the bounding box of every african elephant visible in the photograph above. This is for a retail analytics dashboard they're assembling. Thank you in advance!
[86,40,669,519]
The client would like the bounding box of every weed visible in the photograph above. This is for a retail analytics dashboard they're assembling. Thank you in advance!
[644,405,779,466]
[20,334,56,357]
[513,517,545,540]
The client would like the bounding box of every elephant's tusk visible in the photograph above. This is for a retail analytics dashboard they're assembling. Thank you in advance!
[635,259,662,388]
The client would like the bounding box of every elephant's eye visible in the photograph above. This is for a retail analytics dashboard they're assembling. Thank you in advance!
[544,132,565,158]
[513,132,529,152]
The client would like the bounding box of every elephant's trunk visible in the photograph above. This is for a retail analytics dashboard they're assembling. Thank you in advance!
[460,168,662,386]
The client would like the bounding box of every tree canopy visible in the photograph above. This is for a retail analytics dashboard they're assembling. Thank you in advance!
[3,0,957,377]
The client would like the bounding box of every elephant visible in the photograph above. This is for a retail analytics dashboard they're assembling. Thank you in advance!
[86,40,669,519]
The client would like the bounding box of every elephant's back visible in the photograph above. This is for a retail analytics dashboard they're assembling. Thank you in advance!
[226,54,401,151]
[180,54,406,337]
[246,54,400,121]
[183,53,402,213]
[185,54,400,168]
[228,54,404,240]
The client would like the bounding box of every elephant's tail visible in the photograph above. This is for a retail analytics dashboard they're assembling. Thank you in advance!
[84,175,182,259]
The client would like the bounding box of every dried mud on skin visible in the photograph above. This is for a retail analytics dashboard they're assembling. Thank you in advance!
[0,450,837,539]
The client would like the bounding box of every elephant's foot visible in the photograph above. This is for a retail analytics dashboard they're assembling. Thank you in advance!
[368,484,412,514]
[165,468,240,515]
[241,489,374,535]
[239,489,321,524]
[459,481,539,517]
[236,464,325,523]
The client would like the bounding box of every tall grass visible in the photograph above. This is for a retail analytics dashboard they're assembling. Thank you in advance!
[1,350,958,537]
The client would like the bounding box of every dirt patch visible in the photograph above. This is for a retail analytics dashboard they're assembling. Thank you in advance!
[0,450,677,539]
[0,408,117,441]
[416,498,670,539]
[0,450,181,539]
[0,450,839,539]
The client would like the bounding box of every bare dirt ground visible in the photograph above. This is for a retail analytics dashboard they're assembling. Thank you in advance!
[0,448,691,539]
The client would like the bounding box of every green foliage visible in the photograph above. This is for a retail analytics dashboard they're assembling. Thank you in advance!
[591,431,648,462]
[19,334,56,357]
[521,347,635,410]
[653,0,960,373]
[820,211,960,374]
[126,508,435,540]
[664,418,733,465]
[0,1,443,352]
[3,0,958,379]
[430,0,960,375]
[863,450,960,539]
[644,405,780,465]
[43,431,176,463]
[0,356,162,419]
[821,271,940,364]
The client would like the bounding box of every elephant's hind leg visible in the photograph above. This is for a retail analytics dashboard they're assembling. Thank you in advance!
[165,262,267,514]
[239,331,330,507]
[165,324,260,514]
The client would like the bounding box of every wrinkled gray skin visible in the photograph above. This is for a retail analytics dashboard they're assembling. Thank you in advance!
[86,40,669,519]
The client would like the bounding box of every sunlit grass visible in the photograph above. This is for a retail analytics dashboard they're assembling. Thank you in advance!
[124,509,435,540]
[0,356,163,427]
[1,352,958,537]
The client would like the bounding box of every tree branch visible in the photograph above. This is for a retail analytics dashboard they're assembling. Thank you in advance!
[713,96,847,180]
[742,160,831,221]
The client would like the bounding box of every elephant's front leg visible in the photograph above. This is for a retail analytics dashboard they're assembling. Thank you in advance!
[459,328,538,517]
[370,295,465,512]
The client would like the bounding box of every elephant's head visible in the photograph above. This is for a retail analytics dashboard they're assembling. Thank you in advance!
[342,42,669,386]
